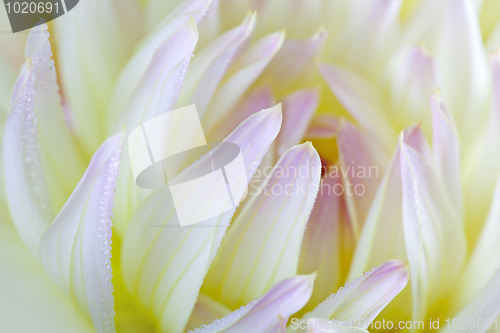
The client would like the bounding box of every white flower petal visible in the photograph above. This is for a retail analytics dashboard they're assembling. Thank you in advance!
[120,105,282,333]
[203,31,285,133]
[185,294,231,332]
[24,24,86,210]
[266,29,327,94]
[107,0,211,128]
[207,85,276,142]
[298,172,354,312]
[458,172,500,308]
[336,121,389,238]
[39,133,123,333]
[463,51,500,245]
[0,220,94,333]
[277,88,320,156]
[177,12,256,116]
[399,129,467,321]
[190,274,315,333]
[319,63,396,149]
[203,142,321,309]
[403,0,490,144]
[440,269,500,333]
[56,0,144,153]
[292,260,409,332]
[112,20,198,236]
[431,92,463,217]
[347,149,406,281]
[383,46,440,135]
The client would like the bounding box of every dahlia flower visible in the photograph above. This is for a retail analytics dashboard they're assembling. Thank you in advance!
[0,0,500,333]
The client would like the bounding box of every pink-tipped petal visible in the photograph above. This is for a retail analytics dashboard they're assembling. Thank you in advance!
[208,85,275,142]
[203,142,321,308]
[266,29,328,93]
[298,171,354,312]
[39,133,124,333]
[190,274,315,333]
[277,88,320,156]
[336,121,389,237]
[120,105,282,333]
[112,20,198,236]
[203,31,285,132]
[399,131,467,321]
[293,260,409,332]
[108,0,210,127]
[177,13,256,115]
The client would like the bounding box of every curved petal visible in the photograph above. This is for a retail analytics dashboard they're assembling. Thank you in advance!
[440,269,500,333]
[120,105,282,333]
[203,31,285,133]
[177,12,256,115]
[39,133,124,333]
[399,129,467,322]
[24,24,86,210]
[319,63,396,149]
[107,0,211,128]
[190,274,315,333]
[298,172,354,313]
[277,88,320,156]
[112,20,199,236]
[266,28,327,94]
[0,220,94,333]
[292,260,409,332]
[203,142,321,309]
[56,0,144,153]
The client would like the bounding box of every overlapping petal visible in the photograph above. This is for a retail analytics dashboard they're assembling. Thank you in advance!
[190,274,315,333]
[120,105,282,333]
[56,0,144,153]
[292,260,409,332]
[39,133,123,333]
[203,142,321,309]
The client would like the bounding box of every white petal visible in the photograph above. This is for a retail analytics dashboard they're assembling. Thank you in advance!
[185,294,231,332]
[399,129,467,321]
[440,269,500,333]
[120,105,282,333]
[0,220,94,333]
[403,0,490,144]
[39,133,124,333]
[298,172,353,312]
[203,142,321,309]
[347,149,406,281]
[56,0,144,153]
[431,92,463,216]
[177,12,256,116]
[107,0,211,128]
[190,274,315,333]
[319,63,396,149]
[292,260,409,332]
[336,121,389,238]
[24,24,86,210]
[458,172,500,308]
[277,88,320,156]
[266,28,327,94]
[112,20,198,236]
[203,31,285,133]
[383,46,440,135]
